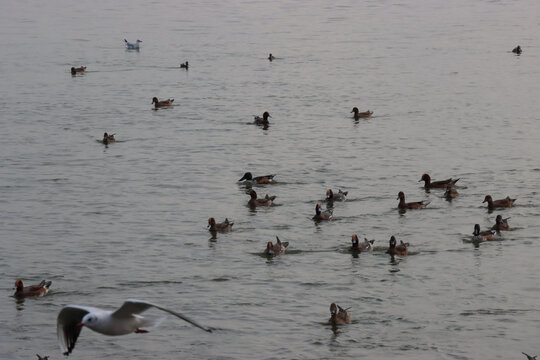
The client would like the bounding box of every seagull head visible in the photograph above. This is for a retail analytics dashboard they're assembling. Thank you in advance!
[79,313,99,328]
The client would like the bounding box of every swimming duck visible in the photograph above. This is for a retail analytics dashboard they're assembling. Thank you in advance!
[13,279,52,298]
[36,355,49,360]
[268,53,275,61]
[70,66,86,75]
[351,107,373,120]
[522,352,537,360]
[472,224,495,241]
[238,172,276,184]
[313,203,333,221]
[386,236,409,256]
[350,234,375,252]
[124,39,142,49]
[180,61,189,69]
[444,184,459,199]
[248,189,276,207]
[207,217,234,232]
[254,111,271,126]
[419,173,460,189]
[491,215,510,231]
[482,195,516,209]
[264,236,289,256]
[102,132,115,145]
[512,45,522,54]
[397,191,429,209]
[326,189,348,201]
[152,97,174,108]
[329,303,351,325]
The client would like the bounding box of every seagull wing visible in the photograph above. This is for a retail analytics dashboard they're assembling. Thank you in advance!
[113,299,212,332]
[57,305,97,355]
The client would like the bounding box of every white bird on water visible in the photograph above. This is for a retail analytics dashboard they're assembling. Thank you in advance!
[57,299,212,356]
[124,39,142,49]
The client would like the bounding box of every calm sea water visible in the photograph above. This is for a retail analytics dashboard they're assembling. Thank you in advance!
[1,0,540,359]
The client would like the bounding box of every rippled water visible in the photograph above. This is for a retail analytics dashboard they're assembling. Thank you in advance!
[2,0,540,359]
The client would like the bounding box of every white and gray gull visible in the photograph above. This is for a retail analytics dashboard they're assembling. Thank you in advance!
[57,298,212,356]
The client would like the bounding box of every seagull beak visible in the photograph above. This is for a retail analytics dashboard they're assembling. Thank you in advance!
[77,322,85,328]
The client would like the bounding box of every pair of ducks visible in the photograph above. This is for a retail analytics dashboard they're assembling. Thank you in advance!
[350,235,408,255]
[472,215,511,241]
[13,279,52,298]
[397,173,460,209]
[314,189,348,221]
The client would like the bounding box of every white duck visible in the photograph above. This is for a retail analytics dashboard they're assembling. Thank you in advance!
[124,39,142,49]
[57,299,211,355]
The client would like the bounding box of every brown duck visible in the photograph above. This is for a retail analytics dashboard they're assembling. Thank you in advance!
[351,107,373,119]
[329,303,351,325]
[397,191,429,209]
[419,173,459,189]
[472,224,494,241]
[350,234,374,252]
[313,203,332,221]
[491,215,510,231]
[444,184,459,199]
[13,279,52,298]
[326,189,348,201]
[248,189,276,207]
[152,97,174,108]
[386,236,409,256]
[264,236,289,256]
[70,66,86,75]
[207,217,234,232]
[483,195,516,209]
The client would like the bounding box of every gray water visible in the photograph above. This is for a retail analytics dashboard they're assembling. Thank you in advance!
[1,0,540,359]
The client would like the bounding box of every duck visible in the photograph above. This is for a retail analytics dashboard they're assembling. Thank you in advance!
[386,236,409,256]
[522,352,537,360]
[326,189,348,201]
[351,107,373,120]
[207,217,234,232]
[419,173,459,189]
[124,39,142,49]
[472,224,495,241]
[13,279,52,298]
[329,303,351,325]
[264,236,289,256]
[268,53,275,61]
[482,195,516,209]
[70,66,86,75]
[152,97,174,108]
[180,61,189,69]
[253,111,271,126]
[248,189,276,207]
[313,203,333,221]
[350,234,374,252]
[512,45,522,54]
[102,132,115,145]
[238,172,276,184]
[444,184,459,199]
[36,355,49,360]
[397,191,429,209]
[491,215,510,231]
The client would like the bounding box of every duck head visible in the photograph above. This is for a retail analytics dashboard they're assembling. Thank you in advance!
[239,172,253,181]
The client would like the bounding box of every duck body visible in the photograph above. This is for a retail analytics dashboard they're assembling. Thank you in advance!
[512,45,522,54]
[397,191,429,209]
[248,189,276,207]
[71,66,86,75]
[386,236,409,256]
[472,224,495,241]
[102,132,115,145]
[491,215,510,231]
[207,217,233,232]
[350,234,374,252]
[13,279,52,298]
[238,172,276,184]
[419,173,459,189]
[264,236,289,256]
[329,303,350,325]
[253,111,271,126]
[483,195,516,209]
[152,97,174,108]
[351,107,373,119]
[180,61,188,69]
[124,39,142,49]
[313,203,332,221]
[444,185,459,199]
[326,189,348,201]
[268,53,275,61]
